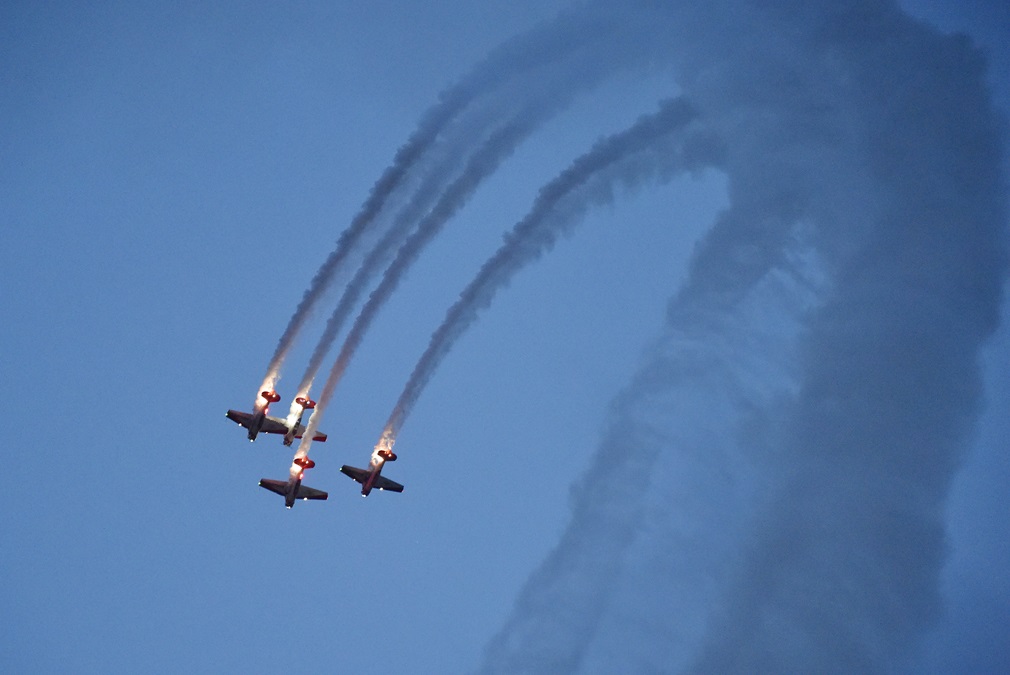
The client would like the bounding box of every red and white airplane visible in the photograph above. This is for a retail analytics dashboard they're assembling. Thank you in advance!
[226,391,327,443]
[340,448,404,497]
[259,456,328,509]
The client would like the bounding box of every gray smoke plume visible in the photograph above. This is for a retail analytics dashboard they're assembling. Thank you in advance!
[476,1,1007,673]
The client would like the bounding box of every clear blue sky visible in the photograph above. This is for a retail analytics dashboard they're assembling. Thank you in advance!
[2,1,1007,672]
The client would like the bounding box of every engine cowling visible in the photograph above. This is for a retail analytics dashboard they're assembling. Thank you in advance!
[294,457,316,470]
[261,390,281,403]
[295,397,316,409]
[378,449,397,462]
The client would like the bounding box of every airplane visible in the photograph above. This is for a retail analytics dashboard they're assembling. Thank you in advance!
[226,391,328,443]
[283,397,317,447]
[259,456,328,508]
[340,448,404,497]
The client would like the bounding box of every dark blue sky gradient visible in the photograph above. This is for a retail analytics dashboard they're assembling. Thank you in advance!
[2,1,1007,672]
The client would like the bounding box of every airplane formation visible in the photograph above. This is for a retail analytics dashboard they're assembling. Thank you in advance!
[226,390,403,508]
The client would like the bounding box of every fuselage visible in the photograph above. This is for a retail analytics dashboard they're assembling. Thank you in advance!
[283,478,299,508]
[283,412,304,446]
[360,460,384,496]
[247,409,267,441]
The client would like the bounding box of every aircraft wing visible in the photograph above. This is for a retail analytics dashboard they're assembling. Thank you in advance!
[226,411,327,441]
[226,410,254,427]
[258,479,288,496]
[225,410,288,434]
[340,465,370,484]
[373,475,404,493]
[259,415,293,435]
[295,485,328,501]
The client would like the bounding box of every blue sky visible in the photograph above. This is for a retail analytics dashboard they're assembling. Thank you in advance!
[2,1,1007,672]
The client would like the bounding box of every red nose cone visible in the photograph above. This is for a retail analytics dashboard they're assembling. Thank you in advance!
[261,391,281,403]
[294,457,316,470]
[295,397,316,409]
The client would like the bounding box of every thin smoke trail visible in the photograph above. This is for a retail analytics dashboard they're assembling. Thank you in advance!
[258,96,462,397]
[295,120,541,459]
[287,121,479,414]
[287,60,602,427]
[377,97,699,449]
[281,5,679,462]
[287,40,632,415]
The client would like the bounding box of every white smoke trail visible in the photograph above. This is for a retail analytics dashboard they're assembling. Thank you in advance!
[290,4,685,459]
[257,96,459,398]
[285,34,642,416]
[257,4,626,398]
[377,97,704,450]
[283,110,490,423]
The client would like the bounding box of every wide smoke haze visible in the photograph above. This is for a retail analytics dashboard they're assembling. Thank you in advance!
[473,1,1007,673]
[2,1,1006,673]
